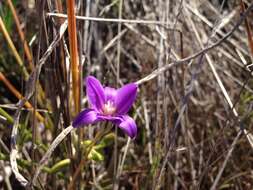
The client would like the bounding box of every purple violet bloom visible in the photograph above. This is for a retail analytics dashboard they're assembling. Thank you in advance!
[73,76,138,139]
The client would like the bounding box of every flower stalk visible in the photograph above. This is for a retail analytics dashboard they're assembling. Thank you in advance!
[67,123,114,190]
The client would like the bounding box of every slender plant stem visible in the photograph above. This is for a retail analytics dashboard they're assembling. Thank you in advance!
[66,0,80,115]
[66,1,81,189]
[67,124,114,190]
[0,107,14,124]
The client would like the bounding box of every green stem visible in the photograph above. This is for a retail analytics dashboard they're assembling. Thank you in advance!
[0,107,14,124]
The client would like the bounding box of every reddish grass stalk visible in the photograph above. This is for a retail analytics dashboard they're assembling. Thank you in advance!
[66,0,80,115]
[66,1,81,188]
[240,0,253,55]
[0,72,44,122]
[6,0,34,70]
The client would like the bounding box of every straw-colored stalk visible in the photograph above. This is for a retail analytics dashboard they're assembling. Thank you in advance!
[0,17,29,79]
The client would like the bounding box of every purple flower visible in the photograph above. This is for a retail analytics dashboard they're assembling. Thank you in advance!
[73,76,138,139]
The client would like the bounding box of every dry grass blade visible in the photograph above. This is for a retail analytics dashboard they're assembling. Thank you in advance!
[153,2,253,188]
[10,104,29,187]
[136,2,253,85]
[31,125,75,187]
[9,20,68,187]
[47,12,173,26]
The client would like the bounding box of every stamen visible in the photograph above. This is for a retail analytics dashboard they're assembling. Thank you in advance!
[102,101,116,115]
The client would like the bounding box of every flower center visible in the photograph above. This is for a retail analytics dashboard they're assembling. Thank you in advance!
[102,101,116,115]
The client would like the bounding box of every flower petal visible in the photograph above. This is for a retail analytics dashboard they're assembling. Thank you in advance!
[86,76,105,111]
[117,115,137,139]
[72,109,98,127]
[115,83,137,115]
[96,114,119,123]
[104,87,117,102]
[96,114,137,138]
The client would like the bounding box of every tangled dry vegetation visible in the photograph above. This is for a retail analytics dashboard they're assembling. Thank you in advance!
[0,0,253,189]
